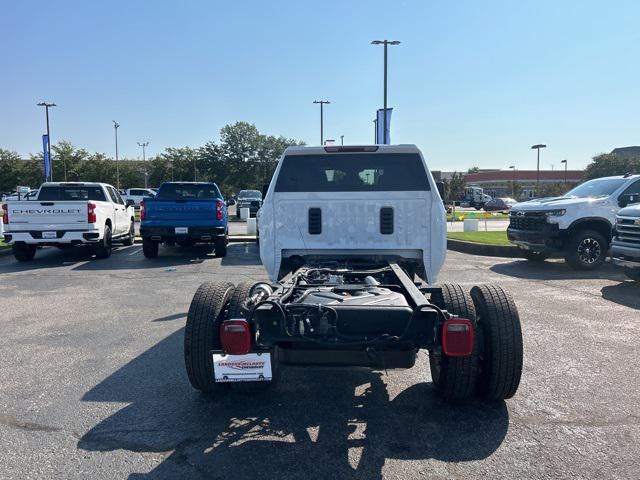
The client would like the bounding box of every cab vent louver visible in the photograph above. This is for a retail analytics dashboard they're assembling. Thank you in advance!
[308,208,322,234]
[380,207,394,234]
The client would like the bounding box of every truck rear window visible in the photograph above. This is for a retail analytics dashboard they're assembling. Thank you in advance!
[38,186,107,201]
[157,183,221,200]
[274,153,430,192]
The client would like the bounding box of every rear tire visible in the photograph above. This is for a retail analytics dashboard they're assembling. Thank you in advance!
[564,229,607,270]
[227,282,278,393]
[184,282,235,393]
[142,238,159,258]
[471,284,523,400]
[94,225,112,259]
[122,221,135,246]
[429,284,479,401]
[215,235,228,258]
[13,244,37,262]
[521,249,550,262]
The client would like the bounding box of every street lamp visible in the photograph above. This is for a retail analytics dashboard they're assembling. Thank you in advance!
[531,144,547,196]
[509,165,516,197]
[313,100,330,145]
[373,118,377,143]
[112,121,120,189]
[371,39,401,145]
[340,135,344,146]
[137,141,149,188]
[37,101,56,181]
[560,159,568,184]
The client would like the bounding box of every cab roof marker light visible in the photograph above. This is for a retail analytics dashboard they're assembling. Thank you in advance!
[324,146,379,153]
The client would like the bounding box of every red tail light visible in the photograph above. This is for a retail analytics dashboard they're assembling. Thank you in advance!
[220,319,251,355]
[140,200,145,221]
[216,199,224,221]
[2,204,8,224]
[87,202,97,224]
[442,318,474,357]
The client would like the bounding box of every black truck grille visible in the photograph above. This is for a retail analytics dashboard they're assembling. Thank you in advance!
[509,212,547,231]
[615,217,640,245]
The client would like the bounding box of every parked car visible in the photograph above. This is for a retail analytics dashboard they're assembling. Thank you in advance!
[121,188,156,207]
[139,181,228,258]
[483,197,517,212]
[2,189,38,202]
[2,182,135,261]
[235,189,262,218]
[508,174,640,269]
[611,202,640,282]
[182,144,523,403]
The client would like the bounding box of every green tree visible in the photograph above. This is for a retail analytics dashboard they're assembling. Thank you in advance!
[467,166,480,174]
[0,149,28,192]
[584,153,640,180]
[444,171,466,202]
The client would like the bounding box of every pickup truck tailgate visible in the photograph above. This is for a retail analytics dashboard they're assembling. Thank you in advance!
[143,200,218,225]
[6,201,88,226]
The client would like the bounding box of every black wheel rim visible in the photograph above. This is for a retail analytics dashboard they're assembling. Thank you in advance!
[577,237,601,264]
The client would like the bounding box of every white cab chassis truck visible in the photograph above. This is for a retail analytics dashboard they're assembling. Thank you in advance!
[2,182,135,261]
[183,145,523,402]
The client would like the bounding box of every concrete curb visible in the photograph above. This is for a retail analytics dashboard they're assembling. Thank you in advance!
[447,238,522,258]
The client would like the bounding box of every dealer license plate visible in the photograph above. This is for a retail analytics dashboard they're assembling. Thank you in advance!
[212,353,272,383]
[42,231,57,239]
[175,227,188,234]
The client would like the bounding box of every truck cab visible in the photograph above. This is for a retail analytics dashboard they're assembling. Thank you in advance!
[508,174,640,269]
[258,145,446,283]
[611,203,640,281]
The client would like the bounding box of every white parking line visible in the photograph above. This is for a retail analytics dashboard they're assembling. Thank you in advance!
[128,248,142,256]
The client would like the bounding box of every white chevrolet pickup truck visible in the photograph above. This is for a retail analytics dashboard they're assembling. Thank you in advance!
[2,182,135,261]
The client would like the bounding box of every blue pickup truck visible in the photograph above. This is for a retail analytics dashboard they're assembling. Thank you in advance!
[140,182,228,258]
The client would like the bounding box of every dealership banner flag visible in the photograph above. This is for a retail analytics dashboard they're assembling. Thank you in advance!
[376,108,393,144]
[42,134,50,179]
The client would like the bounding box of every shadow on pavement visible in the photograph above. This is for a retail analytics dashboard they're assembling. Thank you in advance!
[151,312,187,322]
[72,245,213,271]
[221,242,262,266]
[490,258,626,282]
[600,283,640,310]
[0,246,97,273]
[78,329,509,479]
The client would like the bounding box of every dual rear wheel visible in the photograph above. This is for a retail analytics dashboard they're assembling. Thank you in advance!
[430,283,523,401]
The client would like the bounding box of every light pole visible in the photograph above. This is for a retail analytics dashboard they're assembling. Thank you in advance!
[340,135,344,146]
[509,165,516,197]
[560,159,568,185]
[313,100,330,145]
[373,118,377,143]
[112,121,120,189]
[37,101,56,181]
[371,39,400,145]
[531,144,547,196]
[137,141,149,188]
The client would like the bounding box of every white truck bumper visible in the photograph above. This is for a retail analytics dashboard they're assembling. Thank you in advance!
[4,229,101,245]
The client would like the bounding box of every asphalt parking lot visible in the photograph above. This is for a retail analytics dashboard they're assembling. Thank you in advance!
[1,244,639,479]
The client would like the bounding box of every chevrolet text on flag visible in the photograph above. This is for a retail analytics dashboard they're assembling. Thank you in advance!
[42,134,51,180]
[376,108,392,144]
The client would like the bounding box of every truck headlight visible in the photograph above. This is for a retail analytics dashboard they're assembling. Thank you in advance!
[545,209,566,217]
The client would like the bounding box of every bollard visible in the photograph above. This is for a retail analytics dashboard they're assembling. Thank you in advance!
[247,217,257,236]
[240,207,250,221]
[463,219,479,232]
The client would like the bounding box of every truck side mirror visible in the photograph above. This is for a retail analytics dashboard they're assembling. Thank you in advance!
[436,181,446,202]
[261,184,269,199]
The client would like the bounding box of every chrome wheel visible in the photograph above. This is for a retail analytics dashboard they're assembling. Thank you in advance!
[577,237,601,265]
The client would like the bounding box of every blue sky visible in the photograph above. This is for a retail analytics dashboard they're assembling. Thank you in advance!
[2,0,639,171]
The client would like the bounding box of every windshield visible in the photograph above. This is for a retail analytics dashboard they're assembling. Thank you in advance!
[38,185,107,201]
[564,178,627,198]
[157,183,221,200]
[274,153,430,192]
[238,190,262,199]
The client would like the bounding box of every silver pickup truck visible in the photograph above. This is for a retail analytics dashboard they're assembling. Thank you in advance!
[611,203,640,282]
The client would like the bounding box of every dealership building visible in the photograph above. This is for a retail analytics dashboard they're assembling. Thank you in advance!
[463,169,584,199]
